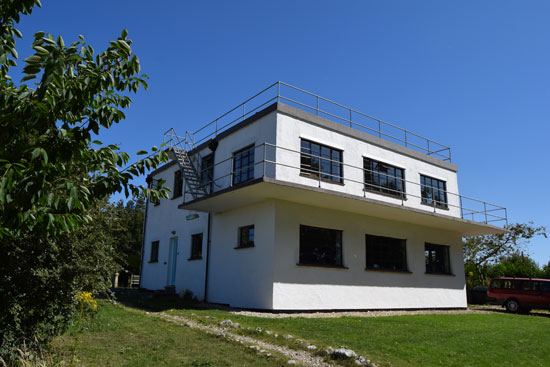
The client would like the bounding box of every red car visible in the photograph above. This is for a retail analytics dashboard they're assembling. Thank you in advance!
[487,277,550,313]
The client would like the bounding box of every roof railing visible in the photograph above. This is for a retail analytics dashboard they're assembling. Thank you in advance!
[187,81,452,162]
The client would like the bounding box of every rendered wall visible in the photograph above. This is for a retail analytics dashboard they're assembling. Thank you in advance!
[206,201,276,309]
[274,111,461,218]
[141,164,209,299]
[272,200,466,310]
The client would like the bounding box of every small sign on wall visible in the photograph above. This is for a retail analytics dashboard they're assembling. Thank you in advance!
[186,213,199,221]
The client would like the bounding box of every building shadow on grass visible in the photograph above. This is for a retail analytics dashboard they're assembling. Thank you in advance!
[471,305,550,318]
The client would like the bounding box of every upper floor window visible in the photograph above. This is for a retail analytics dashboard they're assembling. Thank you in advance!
[200,154,214,193]
[365,234,407,271]
[149,240,159,263]
[233,145,255,185]
[237,225,255,248]
[149,179,161,206]
[300,139,343,184]
[364,158,405,199]
[173,170,183,198]
[299,225,343,267]
[189,233,203,260]
[425,243,451,274]
[420,175,447,208]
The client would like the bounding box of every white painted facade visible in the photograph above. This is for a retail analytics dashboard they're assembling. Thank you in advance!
[140,101,505,310]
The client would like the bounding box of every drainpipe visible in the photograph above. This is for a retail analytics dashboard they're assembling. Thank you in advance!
[203,212,212,302]
[138,176,152,288]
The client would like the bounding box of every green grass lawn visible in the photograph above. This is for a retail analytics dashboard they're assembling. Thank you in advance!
[51,301,286,367]
[127,298,550,367]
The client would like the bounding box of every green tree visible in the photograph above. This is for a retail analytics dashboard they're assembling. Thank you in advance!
[0,0,169,359]
[463,222,547,287]
[486,253,543,279]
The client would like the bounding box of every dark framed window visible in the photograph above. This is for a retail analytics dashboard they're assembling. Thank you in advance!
[233,145,255,185]
[237,225,255,248]
[425,243,451,274]
[149,179,160,205]
[189,233,203,260]
[300,139,343,183]
[364,158,405,198]
[365,234,407,271]
[200,154,214,193]
[150,240,159,263]
[420,175,447,208]
[173,170,183,198]
[299,225,343,267]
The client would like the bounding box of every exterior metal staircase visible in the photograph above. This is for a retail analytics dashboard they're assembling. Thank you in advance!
[163,128,207,200]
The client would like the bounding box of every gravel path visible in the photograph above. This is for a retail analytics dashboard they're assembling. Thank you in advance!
[155,312,335,367]
[231,307,493,319]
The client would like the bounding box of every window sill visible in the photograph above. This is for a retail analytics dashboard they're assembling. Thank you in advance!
[420,202,449,211]
[234,245,255,250]
[365,268,412,274]
[425,272,455,277]
[363,188,407,201]
[299,173,344,186]
[296,263,348,270]
[187,257,202,261]
[148,261,158,264]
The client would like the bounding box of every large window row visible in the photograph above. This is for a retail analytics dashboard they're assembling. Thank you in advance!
[298,224,452,275]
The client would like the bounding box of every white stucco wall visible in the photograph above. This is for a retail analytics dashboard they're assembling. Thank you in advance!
[206,201,276,309]
[274,112,461,218]
[272,200,466,310]
[141,164,209,299]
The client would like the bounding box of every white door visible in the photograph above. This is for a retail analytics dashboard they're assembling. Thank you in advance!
[166,237,178,287]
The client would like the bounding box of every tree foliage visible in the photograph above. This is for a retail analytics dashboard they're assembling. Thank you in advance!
[0,0,169,359]
[463,222,547,286]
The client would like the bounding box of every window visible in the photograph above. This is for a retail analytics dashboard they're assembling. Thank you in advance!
[365,234,407,271]
[173,170,183,198]
[237,225,255,248]
[420,175,447,208]
[189,233,203,260]
[150,240,159,263]
[149,179,160,205]
[299,225,343,267]
[425,243,451,274]
[200,154,214,193]
[364,158,405,198]
[233,145,255,185]
[540,282,550,292]
[300,139,343,183]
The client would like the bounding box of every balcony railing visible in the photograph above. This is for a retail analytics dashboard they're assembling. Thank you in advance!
[189,82,452,162]
[184,143,507,226]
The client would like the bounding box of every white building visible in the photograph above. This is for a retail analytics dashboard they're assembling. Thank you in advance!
[139,82,507,310]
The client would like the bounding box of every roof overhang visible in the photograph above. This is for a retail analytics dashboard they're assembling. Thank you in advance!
[179,177,508,237]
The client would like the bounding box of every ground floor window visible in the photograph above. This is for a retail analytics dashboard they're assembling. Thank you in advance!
[189,233,203,260]
[425,243,451,274]
[237,225,255,248]
[299,225,343,267]
[150,240,159,263]
[365,234,407,271]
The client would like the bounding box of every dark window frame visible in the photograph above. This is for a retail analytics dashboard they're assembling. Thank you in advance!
[149,240,159,263]
[298,225,345,268]
[232,145,255,185]
[149,179,161,206]
[420,174,448,209]
[364,157,406,199]
[300,139,343,184]
[365,234,408,272]
[189,233,203,260]
[236,225,255,249]
[425,243,452,275]
[200,153,214,194]
[172,170,183,199]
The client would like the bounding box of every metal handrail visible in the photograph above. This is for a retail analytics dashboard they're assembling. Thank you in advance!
[184,82,452,162]
[181,142,506,226]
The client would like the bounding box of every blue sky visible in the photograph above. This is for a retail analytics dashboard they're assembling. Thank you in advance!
[13,1,549,264]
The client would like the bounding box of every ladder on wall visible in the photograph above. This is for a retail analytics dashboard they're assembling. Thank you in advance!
[163,128,207,200]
